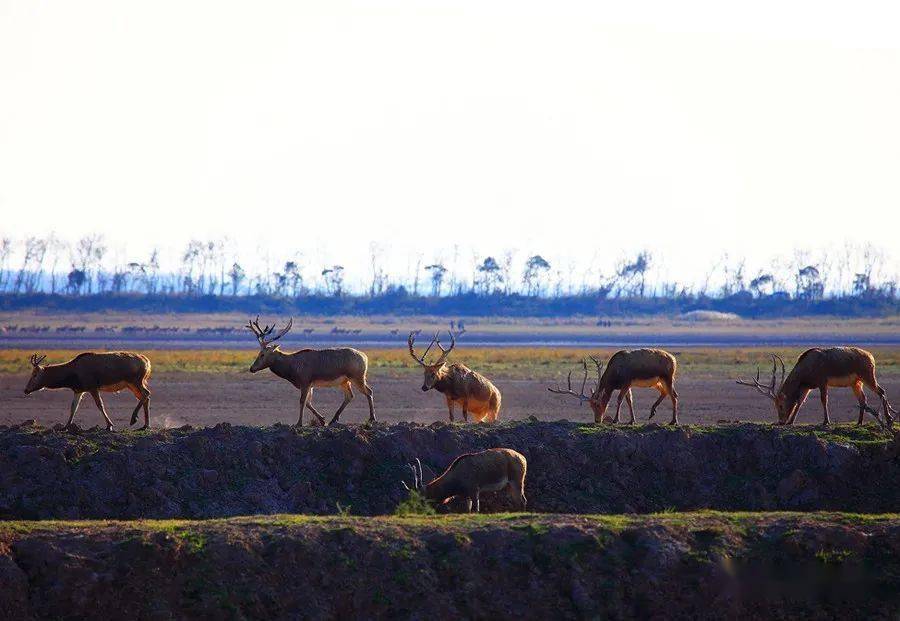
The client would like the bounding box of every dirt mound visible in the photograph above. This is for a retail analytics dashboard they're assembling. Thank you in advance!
[1,421,897,519]
[0,513,897,620]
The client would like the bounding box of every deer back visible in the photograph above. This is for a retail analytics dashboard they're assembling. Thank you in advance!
[42,352,149,391]
[290,347,368,385]
[426,448,523,501]
[437,363,498,401]
[601,349,676,390]
[788,347,875,388]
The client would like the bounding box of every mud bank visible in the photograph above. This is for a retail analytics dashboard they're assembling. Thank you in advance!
[1,421,897,519]
[0,513,898,620]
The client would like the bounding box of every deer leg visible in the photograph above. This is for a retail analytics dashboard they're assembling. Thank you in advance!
[614,391,625,423]
[356,379,376,422]
[89,390,115,431]
[304,390,326,422]
[624,389,636,425]
[861,369,894,427]
[329,382,354,425]
[462,400,469,423]
[128,383,151,429]
[465,497,473,512]
[65,392,85,429]
[649,384,667,420]
[668,381,679,425]
[446,398,455,422]
[298,386,321,427]
[473,491,481,513]
[787,390,810,425]
[818,386,831,427]
[852,382,868,426]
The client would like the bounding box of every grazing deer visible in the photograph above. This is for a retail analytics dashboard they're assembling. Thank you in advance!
[402,448,527,512]
[737,347,896,427]
[549,349,679,425]
[247,317,376,426]
[23,352,152,430]
[408,331,501,422]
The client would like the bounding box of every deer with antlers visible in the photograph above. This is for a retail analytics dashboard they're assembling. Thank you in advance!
[23,352,152,430]
[247,317,376,426]
[549,349,679,425]
[408,331,501,423]
[737,347,895,428]
[402,449,527,512]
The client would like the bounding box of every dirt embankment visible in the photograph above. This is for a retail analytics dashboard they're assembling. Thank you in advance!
[1,421,897,519]
[0,513,898,620]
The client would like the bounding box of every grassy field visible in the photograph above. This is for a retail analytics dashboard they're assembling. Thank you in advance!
[3,346,899,378]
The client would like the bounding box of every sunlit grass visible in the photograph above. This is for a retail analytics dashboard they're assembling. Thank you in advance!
[1,346,897,378]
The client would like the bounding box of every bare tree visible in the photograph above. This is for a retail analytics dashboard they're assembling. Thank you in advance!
[228,262,246,296]
[369,243,387,297]
[523,254,550,296]
[426,263,448,296]
[322,265,345,296]
[0,237,12,292]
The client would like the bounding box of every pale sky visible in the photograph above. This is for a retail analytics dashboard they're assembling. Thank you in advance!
[1,0,898,289]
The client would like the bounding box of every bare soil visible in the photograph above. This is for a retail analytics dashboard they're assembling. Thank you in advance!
[1,513,898,620]
[2,370,898,429]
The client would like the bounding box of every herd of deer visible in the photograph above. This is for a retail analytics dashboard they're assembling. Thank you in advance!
[19,316,897,512]
[21,316,896,431]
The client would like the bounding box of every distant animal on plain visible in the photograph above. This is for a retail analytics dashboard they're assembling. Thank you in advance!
[737,347,895,427]
[402,448,527,512]
[549,349,679,425]
[23,351,152,430]
[408,331,501,423]
[247,316,376,426]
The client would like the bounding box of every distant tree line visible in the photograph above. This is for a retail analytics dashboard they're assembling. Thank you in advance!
[0,235,896,317]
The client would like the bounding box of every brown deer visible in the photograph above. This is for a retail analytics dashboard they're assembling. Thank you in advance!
[549,349,679,425]
[407,331,501,423]
[23,352,152,430]
[402,448,527,512]
[737,347,896,427]
[247,316,376,426]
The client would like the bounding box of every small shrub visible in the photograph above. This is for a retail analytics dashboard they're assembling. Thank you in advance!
[395,490,436,516]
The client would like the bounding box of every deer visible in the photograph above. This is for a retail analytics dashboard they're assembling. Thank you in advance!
[736,347,896,428]
[247,316,376,426]
[549,349,679,425]
[23,351,152,430]
[402,448,527,512]
[407,331,501,423]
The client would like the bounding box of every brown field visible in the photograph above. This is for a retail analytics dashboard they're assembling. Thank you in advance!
[2,346,898,428]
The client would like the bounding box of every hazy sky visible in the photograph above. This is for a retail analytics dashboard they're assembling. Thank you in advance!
[1,0,898,285]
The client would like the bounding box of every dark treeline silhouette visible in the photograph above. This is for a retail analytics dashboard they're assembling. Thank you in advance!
[0,235,896,317]
[1,290,897,318]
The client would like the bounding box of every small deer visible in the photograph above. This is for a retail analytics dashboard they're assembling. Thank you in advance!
[549,349,679,425]
[402,448,527,512]
[23,352,152,430]
[408,331,501,422]
[737,347,896,427]
[247,316,376,426]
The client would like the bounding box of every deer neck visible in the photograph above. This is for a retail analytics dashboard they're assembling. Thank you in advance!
[38,363,73,390]
[267,350,297,381]
[424,475,455,502]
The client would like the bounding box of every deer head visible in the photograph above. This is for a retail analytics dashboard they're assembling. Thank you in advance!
[23,353,47,394]
[408,331,455,391]
[246,316,293,372]
[736,354,788,421]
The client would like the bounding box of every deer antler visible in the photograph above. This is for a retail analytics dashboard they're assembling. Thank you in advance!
[246,316,293,347]
[407,331,438,367]
[29,353,46,367]
[433,331,456,365]
[400,458,425,492]
[548,359,594,403]
[736,353,783,400]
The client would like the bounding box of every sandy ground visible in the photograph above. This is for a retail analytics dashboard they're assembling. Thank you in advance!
[2,369,897,428]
